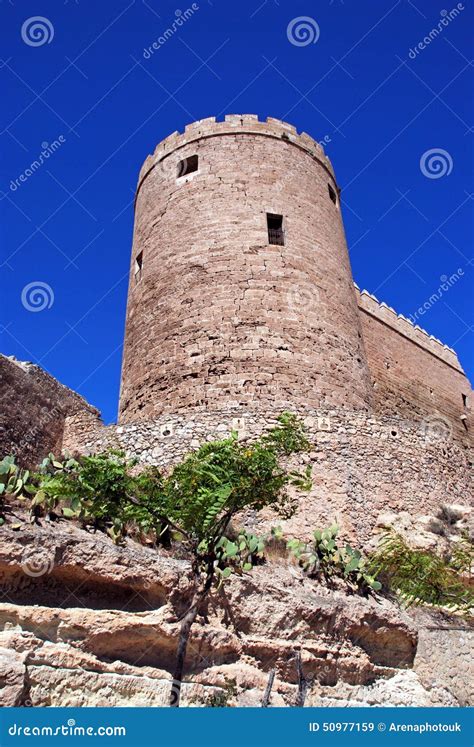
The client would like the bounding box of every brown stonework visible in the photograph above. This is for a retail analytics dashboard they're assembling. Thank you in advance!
[356,288,472,443]
[119,115,373,421]
[0,355,101,468]
[1,116,472,534]
[62,406,472,543]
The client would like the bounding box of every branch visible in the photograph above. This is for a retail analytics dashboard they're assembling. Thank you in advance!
[261,669,276,707]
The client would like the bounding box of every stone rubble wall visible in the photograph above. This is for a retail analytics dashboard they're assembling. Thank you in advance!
[0,355,102,468]
[63,407,473,543]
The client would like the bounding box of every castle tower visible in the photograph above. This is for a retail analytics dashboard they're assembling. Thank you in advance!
[119,115,373,422]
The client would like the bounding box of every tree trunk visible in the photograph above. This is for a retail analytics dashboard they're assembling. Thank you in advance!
[169,573,213,707]
[294,650,308,707]
[261,669,275,707]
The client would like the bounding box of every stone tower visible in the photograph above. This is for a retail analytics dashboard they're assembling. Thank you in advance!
[119,115,373,422]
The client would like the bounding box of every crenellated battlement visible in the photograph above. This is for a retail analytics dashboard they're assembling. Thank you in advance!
[137,114,334,192]
[354,284,463,373]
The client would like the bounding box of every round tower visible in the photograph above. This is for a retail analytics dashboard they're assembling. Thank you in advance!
[119,115,372,422]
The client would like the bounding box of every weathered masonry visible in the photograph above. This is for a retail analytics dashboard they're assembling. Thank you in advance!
[2,115,472,540]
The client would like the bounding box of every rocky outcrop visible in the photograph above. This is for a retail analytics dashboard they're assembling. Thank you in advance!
[0,516,470,707]
[368,503,474,556]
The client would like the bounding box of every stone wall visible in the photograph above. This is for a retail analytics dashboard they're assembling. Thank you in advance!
[117,113,471,441]
[119,115,373,422]
[63,406,473,543]
[0,355,102,468]
[356,287,472,443]
[412,609,474,706]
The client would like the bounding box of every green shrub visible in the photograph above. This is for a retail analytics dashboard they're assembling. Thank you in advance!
[287,524,381,593]
[0,456,34,525]
[368,530,474,612]
[0,413,312,706]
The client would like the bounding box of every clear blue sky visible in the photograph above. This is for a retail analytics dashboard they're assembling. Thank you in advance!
[1,0,473,423]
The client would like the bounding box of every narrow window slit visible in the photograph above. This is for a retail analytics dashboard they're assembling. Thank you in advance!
[134,251,143,283]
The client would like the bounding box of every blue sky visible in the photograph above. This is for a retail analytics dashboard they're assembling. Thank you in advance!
[1,0,473,423]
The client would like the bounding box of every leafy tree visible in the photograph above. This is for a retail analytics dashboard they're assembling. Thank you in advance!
[142,412,312,706]
[0,413,312,706]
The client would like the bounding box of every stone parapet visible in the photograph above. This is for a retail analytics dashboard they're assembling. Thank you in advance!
[136,114,336,200]
[355,285,463,372]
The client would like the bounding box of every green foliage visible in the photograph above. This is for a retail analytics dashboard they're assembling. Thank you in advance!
[449,537,474,577]
[261,412,311,455]
[287,524,381,594]
[30,452,80,517]
[212,530,266,582]
[0,456,35,525]
[32,452,139,541]
[0,411,311,557]
[191,677,238,707]
[0,456,32,498]
[151,413,311,555]
[207,677,238,707]
[368,531,474,612]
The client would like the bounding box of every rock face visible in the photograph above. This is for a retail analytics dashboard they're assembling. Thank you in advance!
[0,517,470,707]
